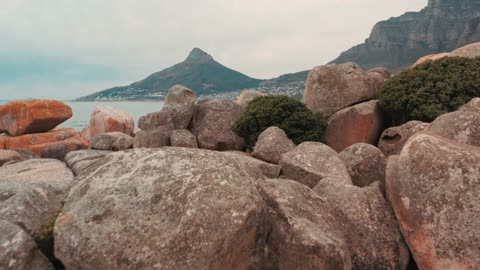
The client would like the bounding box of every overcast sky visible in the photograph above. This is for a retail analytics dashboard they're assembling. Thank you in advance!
[0,0,427,100]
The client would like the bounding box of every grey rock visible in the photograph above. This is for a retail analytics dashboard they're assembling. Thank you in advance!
[236,90,264,109]
[133,127,171,149]
[0,149,24,166]
[170,129,198,148]
[222,151,281,179]
[378,120,430,156]
[428,110,480,147]
[89,132,133,151]
[189,99,244,151]
[64,150,112,176]
[279,142,352,188]
[162,85,197,130]
[460,97,480,113]
[367,67,391,79]
[138,111,174,131]
[252,127,295,164]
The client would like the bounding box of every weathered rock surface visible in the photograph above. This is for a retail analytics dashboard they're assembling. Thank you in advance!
[0,149,24,166]
[303,63,376,118]
[0,220,53,270]
[260,179,352,270]
[367,67,391,79]
[80,127,91,141]
[222,151,281,179]
[189,99,244,151]
[279,142,351,188]
[413,52,450,67]
[0,159,74,236]
[0,100,72,136]
[365,71,386,98]
[326,100,383,152]
[162,85,196,130]
[460,97,480,113]
[55,148,265,270]
[428,110,480,147]
[386,133,480,270]
[64,150,111,176]
[378,121,430,156]
[133,127,171,149]
[138,111,174,131]
[236,90,264,109]
[252,127,295,164]
[0,128,88,160]
[313,180,410,270]
[450,42,480,58]
[89,106,134,137]
[338,143,387,188]
[89,132,134,151]
[330,1,480,71]
[170,129,198,148]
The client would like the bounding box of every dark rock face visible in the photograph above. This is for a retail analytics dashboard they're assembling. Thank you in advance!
[331,0,480,71]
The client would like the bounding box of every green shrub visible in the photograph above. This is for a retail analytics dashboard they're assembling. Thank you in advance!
[233,95,327,149]
[379,56,480,123]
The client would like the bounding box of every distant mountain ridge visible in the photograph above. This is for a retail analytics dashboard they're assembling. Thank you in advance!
[330,0,480,71]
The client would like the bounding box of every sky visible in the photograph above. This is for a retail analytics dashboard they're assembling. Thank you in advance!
[0,0,426,100]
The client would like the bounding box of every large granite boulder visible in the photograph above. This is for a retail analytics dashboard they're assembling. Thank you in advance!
[460,97,480,113]
[252,127,295,164]
[378,121,429,156]
[278,142,351,188]
[138,111,174,131]
[0,128,88,160]
[0,149,24,166]
[170,129,198,148]
[386,133,480,270]
[133,127,171,149]
[89,132,134,151]
[303,63,376,118]
[64,150,111,176]
[412,52,450,67]
[450,42,480,58]
[189,99,244,151]
[259,179,352,270]
[162,85,197,130]
[89,106,134,137]
[222,151,281,179]
[367,67,391,79]
[338,143,387,188]
[0,159,74,236]
[314,180,410,270]
[236,90,264,109]
[0,100,72,136]
[0,220,53,270]
[55,148,265,270]
[428,110,480,147]
[326,100,383,152]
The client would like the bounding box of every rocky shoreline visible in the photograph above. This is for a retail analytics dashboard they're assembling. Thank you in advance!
[1,46,480,269]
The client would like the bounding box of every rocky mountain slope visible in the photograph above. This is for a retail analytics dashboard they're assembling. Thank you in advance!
[330,0,480,71]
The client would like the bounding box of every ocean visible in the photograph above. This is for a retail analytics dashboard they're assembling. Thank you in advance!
[0,101,164,131]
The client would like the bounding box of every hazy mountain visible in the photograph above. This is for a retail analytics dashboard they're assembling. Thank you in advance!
[330,0,480,71]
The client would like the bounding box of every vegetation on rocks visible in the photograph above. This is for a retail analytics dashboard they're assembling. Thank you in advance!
[233,95,327,149]
[379,57,480,123]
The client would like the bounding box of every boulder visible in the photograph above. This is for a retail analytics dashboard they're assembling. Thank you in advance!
[386,133,480,270]
[0,128,88,160]
[80,127,91,141]
[259,179,352,270]
[133,127,171,149]
[138,111,174,131]
[450,42,480,58]
[252,127,295,164]
[64,150,111,176]
[0,149,24,166]
[0,159,74,237]
[365,71,386,98]
[89,132,134,151]
[189,99,244,151]
[428,110,480,147]
[55,148,265,270]
[378,121,429,156]
[412,52,450,67]
[222,151,281,179]
[338,143,387,188]
[367,67,391,79]
[170,129,198,148]
[89,106,134,137]
[0,100,72,136]
[303,62,376,118]
[460,97,480,113]
[313,180,410,270]
[278,142,351,188]
[326,100,384,152]
[236,90,264,109]
[0,220,53,270]
[162,85,196,130]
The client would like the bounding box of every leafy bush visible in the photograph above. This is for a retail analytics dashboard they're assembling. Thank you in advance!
[379,56,480,123]
[233,95,327,149]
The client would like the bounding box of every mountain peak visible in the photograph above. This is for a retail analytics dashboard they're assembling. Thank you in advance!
[185,48,213,62]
